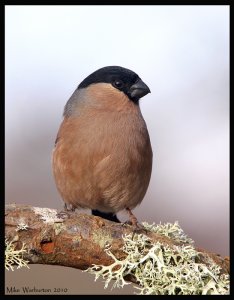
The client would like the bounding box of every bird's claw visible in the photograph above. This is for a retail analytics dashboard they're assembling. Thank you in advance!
[56,203,76,219]
[122,220,148,238]
[123,208,148,238]
[64,203,76,212]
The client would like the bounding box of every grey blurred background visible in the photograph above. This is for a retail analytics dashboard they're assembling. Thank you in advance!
[5,5,229,295]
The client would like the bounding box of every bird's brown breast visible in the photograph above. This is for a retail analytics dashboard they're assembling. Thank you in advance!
[52,84,152,212]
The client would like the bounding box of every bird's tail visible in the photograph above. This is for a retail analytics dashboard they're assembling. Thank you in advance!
[92,210,120,223]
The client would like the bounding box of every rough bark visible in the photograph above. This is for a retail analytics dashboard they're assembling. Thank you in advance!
[5,204,229,279]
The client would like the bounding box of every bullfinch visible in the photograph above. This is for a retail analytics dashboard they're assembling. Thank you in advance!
[52,66,152,225]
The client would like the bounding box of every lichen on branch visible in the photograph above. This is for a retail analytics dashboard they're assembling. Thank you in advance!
[5,239,29,271]
[86,232,229,295]
[5,204,230,295]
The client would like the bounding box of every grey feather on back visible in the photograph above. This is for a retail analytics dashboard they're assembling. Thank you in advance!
[63,89,87,117]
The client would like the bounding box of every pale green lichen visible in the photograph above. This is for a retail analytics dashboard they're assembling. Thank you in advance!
[92,229,113,249]
[16,221,29,232]
[53,223,66,235]
[33,207,64,224]
[86,223,229,295]
[142,221,194,244]
[5,239,29,271]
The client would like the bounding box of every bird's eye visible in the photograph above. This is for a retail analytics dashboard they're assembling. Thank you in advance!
[113,80,124,89]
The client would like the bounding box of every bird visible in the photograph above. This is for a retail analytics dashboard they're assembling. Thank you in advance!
[52,66,152,225]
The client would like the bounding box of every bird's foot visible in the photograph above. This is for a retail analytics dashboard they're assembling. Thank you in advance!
[123,208,148,236]
[57,203,76,219]
[64,203,76,212]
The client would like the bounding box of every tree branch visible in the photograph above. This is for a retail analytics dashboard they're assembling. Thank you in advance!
[5,203,229,282]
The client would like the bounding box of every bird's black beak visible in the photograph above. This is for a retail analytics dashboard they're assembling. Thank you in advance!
[129,78,151,100]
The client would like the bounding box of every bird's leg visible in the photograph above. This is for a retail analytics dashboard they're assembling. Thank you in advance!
[64,203,76,212]
[57,203,76,219]
[124,208,148,235]
[126,207,138,227]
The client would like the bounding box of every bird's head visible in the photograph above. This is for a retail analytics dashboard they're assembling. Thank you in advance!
[78,66,150,103]
[64,66,150,117]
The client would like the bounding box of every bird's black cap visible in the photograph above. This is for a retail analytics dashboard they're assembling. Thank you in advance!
[78,66,150,102]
